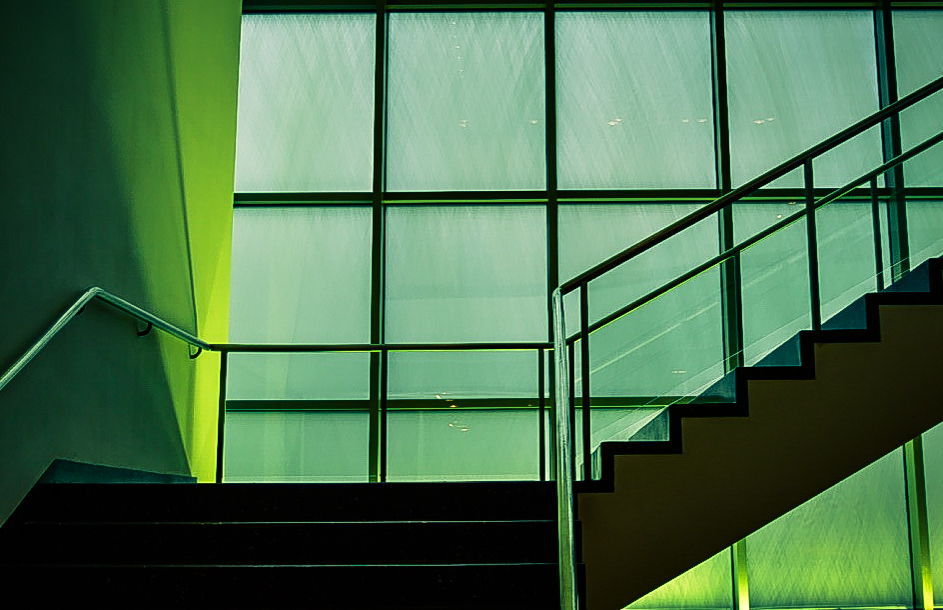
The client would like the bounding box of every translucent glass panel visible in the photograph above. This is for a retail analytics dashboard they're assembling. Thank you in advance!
[558,204,717,331]
[234,14,376,192]
[893,11,943,187]
[225,411,369,482]
[386,350,541,481]
[735,204,811,365]
[906,199,943,269]
[386,13,546,191]
[384,206,547,342]
[556,12,715,189]
[624,548,732,610]
[746,448,912,608]
[924,422,943,599]
[725,11,882,188]
[229,207,372,343]
[815,201,881,323]
[226,352,370,401]
[387,410,539,481]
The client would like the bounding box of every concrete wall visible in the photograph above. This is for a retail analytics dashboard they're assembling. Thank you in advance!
[0,0,240,524]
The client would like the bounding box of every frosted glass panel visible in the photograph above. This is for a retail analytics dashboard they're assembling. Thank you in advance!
[747,448,912,608]
[227,352,370,401]
[387,13,546,191]
[624,548,731,610]
[387,410,540,481]
[736,204,811,365]
[385,206,547,342]
[816,201,880,323]
[924,421,943,599]
[725,11,882,187]
[225,411,369,482]
[906,199,943,269]
[229,207,371,343]
[556,12,715,189]
[894,11,943,187]
[389,351,537,400]
[234,14,376,192]
[558,204,717,331]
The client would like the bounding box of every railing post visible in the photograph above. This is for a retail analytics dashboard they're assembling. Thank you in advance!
[804,161,822,331]
[870,177,886,291]
[215,349,229,484]
[538,348,547,481]
[579,283,591,481]
[552,289,578,610]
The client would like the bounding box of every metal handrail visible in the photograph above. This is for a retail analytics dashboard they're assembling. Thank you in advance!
[564,127,943,343]
[0,287,211,393]
[560,74,943,295]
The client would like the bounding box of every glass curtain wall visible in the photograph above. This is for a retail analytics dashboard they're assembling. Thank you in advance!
[228,3,943,487]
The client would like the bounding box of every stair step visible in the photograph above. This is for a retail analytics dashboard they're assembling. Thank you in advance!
[0,563,563,608]
[9,481,558,524]
[0,520,560,565]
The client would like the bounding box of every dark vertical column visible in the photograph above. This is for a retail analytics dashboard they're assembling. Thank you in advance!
[545,6,560,482]
[215,350,229,484]
[368,4,389,483]
[874,2,910,280]
[579,284,591,482]
[903,438,934,610]
[538,348,546,481]
[712,3,744,372]
[804,161,822,331]
[870,177,886,291]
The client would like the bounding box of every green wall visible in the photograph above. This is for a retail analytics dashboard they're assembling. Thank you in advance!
[0,0,239,524]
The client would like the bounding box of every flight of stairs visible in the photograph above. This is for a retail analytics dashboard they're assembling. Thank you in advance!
[0,479,570,608]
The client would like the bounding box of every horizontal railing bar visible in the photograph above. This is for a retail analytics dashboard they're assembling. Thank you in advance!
[226,396,681,411]
[560,75,943,294]
[219,341,554,352]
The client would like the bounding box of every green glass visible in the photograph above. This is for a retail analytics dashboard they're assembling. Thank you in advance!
[735,203,811,365]
[924,421,943,600]
[624,548,732,610]
[555,12,714,189]
[725,11,882,188]
[234,14,376,192]
[893,10,943,188]
[905,197,943,270]
[386,13,545,191]
[384,205,547,342]
[746,448,912,608]
[229,207,372,344]
[224,411,369,482]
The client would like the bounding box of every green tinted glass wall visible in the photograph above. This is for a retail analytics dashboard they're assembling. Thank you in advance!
[555,12,714,189]
[234,14,376,192]
[893,10,943,188]
[386,13,546,191]
[725,11,882,188]
[746,448,912,608]
[925,422,943,600]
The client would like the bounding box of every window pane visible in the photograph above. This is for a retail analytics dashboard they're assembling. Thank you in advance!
[229,207,372,344]
[225,411,369,482]
[747,448,912,608]
[624,548,732,610]
[556,12,715,189]
[924,421,943,600]
[234,14,376,192]
[893,11,943,187]
[725,11,882,188]
[384,205,547,342]
[387,13,546,191]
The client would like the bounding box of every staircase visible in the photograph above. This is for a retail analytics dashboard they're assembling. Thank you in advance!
[0,260,939,609]
[0,478,567,608]
[579,257,943,609]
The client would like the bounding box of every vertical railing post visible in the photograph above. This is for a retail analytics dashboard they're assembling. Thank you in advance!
[552,289,578,610]
[579,283,591,481]
[538,348,547,481]
[904,438,935,610]
[804,161,822,331]
[215,349,229,484]
[870,177,886,291]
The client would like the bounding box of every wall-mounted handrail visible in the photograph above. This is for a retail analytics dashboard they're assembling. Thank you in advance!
[560,74,943,295]
[0,287,212,393]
